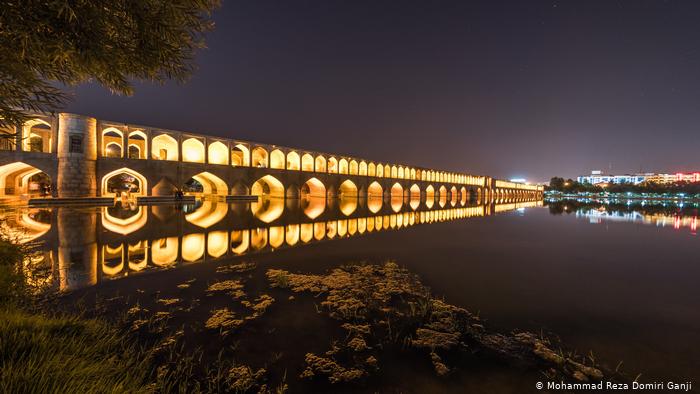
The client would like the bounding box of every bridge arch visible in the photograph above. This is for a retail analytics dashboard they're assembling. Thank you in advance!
[384,164,391,178]
[102,128,123,157]
[231,144,249,166]
[367,162,376,177]
[251,175,285,223]
[327,157,338,173]
[438,185,447,207]
[208,141,228,165]
[450,186,458,206]
[460,186,467,205]
[339,179,358,216]
[390,183,403,212]
[339,158,349,174]
[101,167,148,197]
[286,151,301,170]
[367,181,383,213]
[0,162,52,197]
[409,184,420,210]
[315,155,327,173]
[22,118,52,153]
[270,149,285,169]
[376,164,384,178]
[425,185,435,209]
[301,177,326,219]
[349,160,358,175]
[398,167,405,179]
[359,161,368,176]
[184,171,228,196]
[127,130,147,159]
[151,134,178,161]
[301,153,314,171]
[182,138,205,163]
[252,147,268,168]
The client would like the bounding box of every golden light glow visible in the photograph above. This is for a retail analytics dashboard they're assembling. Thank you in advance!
[208,141,228,165]
[182,233,205,262]
[182,138,205,163]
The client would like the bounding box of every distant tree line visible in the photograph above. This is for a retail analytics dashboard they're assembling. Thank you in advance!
[547,177,700,195]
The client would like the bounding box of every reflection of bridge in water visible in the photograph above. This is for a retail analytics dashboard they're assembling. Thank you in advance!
[2,197,543,292]
[0,112,543,203]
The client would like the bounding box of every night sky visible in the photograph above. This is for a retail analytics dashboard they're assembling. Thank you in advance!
[64,0,700,182]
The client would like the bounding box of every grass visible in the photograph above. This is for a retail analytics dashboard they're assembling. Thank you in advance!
[0,308,150,394]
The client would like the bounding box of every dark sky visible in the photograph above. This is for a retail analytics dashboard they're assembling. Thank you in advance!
[64,0,700,182]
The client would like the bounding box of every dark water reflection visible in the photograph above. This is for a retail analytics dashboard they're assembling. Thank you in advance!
[3,196,699,392]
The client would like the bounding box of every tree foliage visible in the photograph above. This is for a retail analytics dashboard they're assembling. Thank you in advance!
[0,0,220,127]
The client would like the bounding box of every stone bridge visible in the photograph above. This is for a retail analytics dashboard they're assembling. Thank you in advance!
[0,112,544,205]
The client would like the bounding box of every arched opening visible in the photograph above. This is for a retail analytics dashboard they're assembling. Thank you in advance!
[208,141,228,165]
[182,138,205,163]
[390,183,403,212]
[183,171,228,196]
[101,205,147,235]
[270,149,285,169]
[384,165,391,178]
[101,168,147,197]
[410,169,416,180]
[269,226,285,248]
[152,237,178,267]
[376,164,384,178]
[460,186,467,205]
[327,157,338,173]
[251,175,285,223]
[450,186,458,206]
[391,166,398,178]
[359,161,368,176]
[338,180,358,216]
[349,160,358,175]
[439,185,447,207]
[315,155,327,172]
[231,230,249,254]
[23,119,52,153]
[285,225,299,246]
[286,151,301,170]
[409,184,420,210]
[367,181,383,213]
[301,153,314,171]
[339,159,349,174]
[151,134,178,161]
[0,162,52,197]
[182,233,205,262]
[230,182,249,196]
[102,128,123,158]
[208,231,228,258]
[251,147,268,168]
[231,144,250,166]
[127,130,147,159]
[251,228,268,250]
[301,177,326,219]
[425,185,435,209]
[367,163,376,177]
[398,167,405,179]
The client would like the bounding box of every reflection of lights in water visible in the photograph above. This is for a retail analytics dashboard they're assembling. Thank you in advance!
[300,223,313,243]
[250,228,268,250]
[230,230,249,254]
[391,197,403,212]
[302,196,325,219]
[185,201,228,228]
[128,241,148,271]
[269,226,285,248]
[339,196,357,216]
[102,244,124,276]
[208,231,228,258]
[152,237,178,266]
[252,197,284,223]
[285,224,300,246]
[368,196,383,213]
[182,233,205,262]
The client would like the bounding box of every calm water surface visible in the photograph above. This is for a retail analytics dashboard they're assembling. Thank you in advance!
[4,197,698,392]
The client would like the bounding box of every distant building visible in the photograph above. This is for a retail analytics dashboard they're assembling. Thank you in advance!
[577,170,700,185]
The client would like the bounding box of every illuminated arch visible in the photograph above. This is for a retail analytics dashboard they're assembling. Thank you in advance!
[397,167,404,179]
[101,168,147,197]
[252,147,268,167]
[301,177,326,219]
[359,161,368,176]
[460,186,467,205]
[186,171,228,195]
[102,127,123,157]
[390,183,403,212]
[127,130,147,159]
[425,185,435,209]
[376,164,384,178]
[410,169,416,180]
[208,141,228,165]
[22,118,52,153]
[339,180,358,216]
[286,151,301,170]
[409,184,420,210]
[391,166,398,178]
[339,159,349,174]
[182,138,205,163]
[349,160,358,175]
[231,144,250,166]
[450,186,458,206]
[269,226,285,248]
[328,157,338,173]
[251,228,268,250]
[285,224,299,246]
[270,149,285,169]
[367,181,383,213]
[439,185,447,207]
[315,155,327,172]
[384,165,391,178]
[251,175,285,223]
[301,153,314,171]
[151,134,178,161]
[368,163,376,177]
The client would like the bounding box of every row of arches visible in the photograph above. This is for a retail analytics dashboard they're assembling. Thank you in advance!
[1,118,52,153]
[98,127,484,185]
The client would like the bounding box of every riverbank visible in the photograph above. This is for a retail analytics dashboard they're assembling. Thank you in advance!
[1,232,638,393]
[546,191,700,203]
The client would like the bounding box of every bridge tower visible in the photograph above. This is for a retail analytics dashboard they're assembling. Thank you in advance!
[56,113,97,197]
